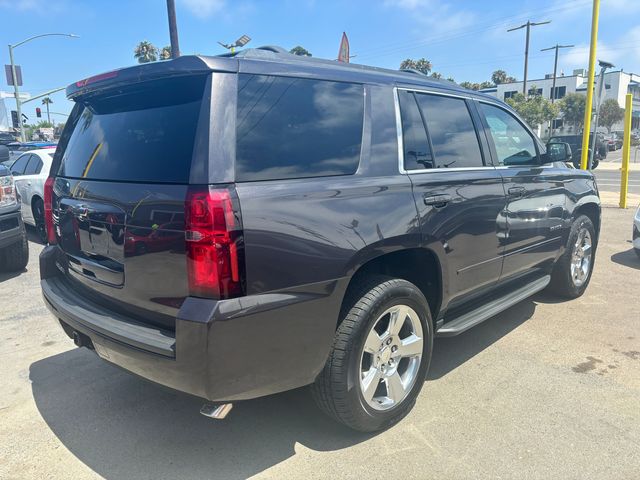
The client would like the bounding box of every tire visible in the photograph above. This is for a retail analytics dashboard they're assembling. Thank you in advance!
[592,158,599,169]
[312,275,433,432]
[32,198,47,244]
[0,227,29,272]
[549,215,596,299]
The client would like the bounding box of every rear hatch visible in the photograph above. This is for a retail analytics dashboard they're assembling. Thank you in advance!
[51,74,209,330]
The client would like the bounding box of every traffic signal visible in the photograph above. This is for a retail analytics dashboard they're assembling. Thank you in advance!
[36,107,42,118]
[11,110,19,129]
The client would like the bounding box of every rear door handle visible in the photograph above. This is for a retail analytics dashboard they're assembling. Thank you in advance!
[423,193,452,208]
[508,186,526,198]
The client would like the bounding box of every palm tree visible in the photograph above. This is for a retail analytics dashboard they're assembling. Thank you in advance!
[42,97,53,124]
[160,46,172,60]
[134,41,158,63]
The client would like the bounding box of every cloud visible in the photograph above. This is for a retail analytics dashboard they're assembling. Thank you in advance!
[180,0,226,18]
[0,0,66,12]
[383,0,475,37]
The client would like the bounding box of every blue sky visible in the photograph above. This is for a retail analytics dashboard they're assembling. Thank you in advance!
[1,0,639,124]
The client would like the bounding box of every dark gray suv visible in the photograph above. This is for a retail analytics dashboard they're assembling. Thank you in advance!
[40,47,600,432]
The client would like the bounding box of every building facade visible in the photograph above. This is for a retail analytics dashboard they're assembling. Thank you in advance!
[481,69,640,137]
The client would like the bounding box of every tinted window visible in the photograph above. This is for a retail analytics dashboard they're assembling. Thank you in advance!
[398,90,432,170]
[57,75,206,183]
[481,103,538,166]
[236,74,363,181]
[416,94,484,168]
[24,155,43,175]
[11,154,30,175]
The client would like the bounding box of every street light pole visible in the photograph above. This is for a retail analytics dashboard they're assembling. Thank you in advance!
[508,20,551,96]
[589,60,615,169]
[7,44,24,142]
[7,33,78,142]
[166,0,181,59]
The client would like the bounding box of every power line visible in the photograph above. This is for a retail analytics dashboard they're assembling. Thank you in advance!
[355,0,591,61]
[507,20,551,95]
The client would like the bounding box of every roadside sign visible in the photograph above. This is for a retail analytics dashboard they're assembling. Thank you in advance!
[4,65,23,87]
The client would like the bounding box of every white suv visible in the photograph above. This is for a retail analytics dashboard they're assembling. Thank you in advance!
[9,147,55,242]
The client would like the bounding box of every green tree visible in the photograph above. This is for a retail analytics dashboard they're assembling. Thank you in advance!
[400,58,432,75]
[430,72,442,79]
[491,70,507,85]
[491,70,517,85]
[290,46,312,56]
[558,93,586,130]
[160,46,172,60]
[460,81,481,91]
[598,98,624,132]
[479,81,494,90]
[134,41,158,63]
[506,92,559,128]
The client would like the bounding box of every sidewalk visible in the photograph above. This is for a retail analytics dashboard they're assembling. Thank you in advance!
[596,161,640,172]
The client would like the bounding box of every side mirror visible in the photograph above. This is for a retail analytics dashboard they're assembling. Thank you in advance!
[543,142,572,164]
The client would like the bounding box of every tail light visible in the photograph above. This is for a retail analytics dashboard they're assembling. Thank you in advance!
[184,185,245,299]
[0,174,17,207]
[44,176,57,245]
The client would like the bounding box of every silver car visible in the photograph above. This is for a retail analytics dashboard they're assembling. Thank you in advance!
[8,147,55,241]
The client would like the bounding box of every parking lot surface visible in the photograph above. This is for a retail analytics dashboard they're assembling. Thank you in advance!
[1,206,639,480]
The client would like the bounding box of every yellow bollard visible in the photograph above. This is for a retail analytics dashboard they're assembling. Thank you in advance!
[620,94,633,208]
[580,0,601,170]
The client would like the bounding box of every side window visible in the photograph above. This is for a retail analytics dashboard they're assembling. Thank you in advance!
[415,93,484,168]
[24,156,43,175]
[398,90,432,170]
[480,103,539,166]
[11,154,30,176]
[236,74,364,182]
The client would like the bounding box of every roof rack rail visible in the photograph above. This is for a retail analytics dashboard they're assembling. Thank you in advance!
[399,68,429,76]
[254,45,289,54]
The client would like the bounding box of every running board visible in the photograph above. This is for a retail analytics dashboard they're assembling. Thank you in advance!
[436,275,550,337]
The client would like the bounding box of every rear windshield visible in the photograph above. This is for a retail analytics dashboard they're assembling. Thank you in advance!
[57,75,207,183]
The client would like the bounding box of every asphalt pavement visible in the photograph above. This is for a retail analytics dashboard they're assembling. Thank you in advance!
[1,210,640,480]
[593,149,640,194]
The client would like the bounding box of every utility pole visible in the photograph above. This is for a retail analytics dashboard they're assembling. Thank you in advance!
[166,0,180,59]
[541,44,574,103]
[508,20,551,96]
[541,43,574,137]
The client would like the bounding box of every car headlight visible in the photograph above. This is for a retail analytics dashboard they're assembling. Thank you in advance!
[0,174,17,207]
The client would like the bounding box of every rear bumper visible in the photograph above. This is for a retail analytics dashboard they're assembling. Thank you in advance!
[40,245,346,402]
[0,209,24,249]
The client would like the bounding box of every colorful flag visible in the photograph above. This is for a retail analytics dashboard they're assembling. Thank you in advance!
[338,32,350,63]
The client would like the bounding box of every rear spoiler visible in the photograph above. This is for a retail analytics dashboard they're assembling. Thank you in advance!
[66,55,238,100]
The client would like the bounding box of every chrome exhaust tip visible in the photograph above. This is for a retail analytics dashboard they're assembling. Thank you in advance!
[200,403,233,419]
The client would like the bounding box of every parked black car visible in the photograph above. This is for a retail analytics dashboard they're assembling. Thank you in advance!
[548,133,607,168]
[0,131,17,146]
[40,48,601,432]
[0,164,29,271]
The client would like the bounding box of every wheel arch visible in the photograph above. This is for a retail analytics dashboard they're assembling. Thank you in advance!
[574,199,601,237]
[339,248,443,326]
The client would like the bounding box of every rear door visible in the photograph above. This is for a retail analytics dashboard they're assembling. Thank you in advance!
[51,74,209,328]
[478,102,566,281]
[397,89,508,308]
